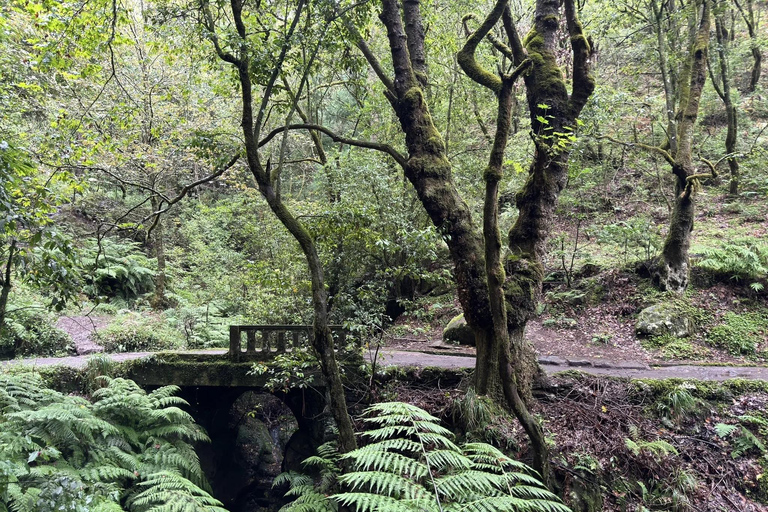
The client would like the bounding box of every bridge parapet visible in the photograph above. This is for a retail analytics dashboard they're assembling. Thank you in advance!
[228,325,352,361]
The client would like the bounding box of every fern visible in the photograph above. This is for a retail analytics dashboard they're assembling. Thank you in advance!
[279,402,570,512]
[625,438,678,459]
[697,238,768,289]
[0,372,224,512]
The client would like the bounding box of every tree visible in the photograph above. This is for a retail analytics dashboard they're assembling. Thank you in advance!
[734,0,762,93]
[652,0,713,292]
[0,143,79,328]
[710,0,740,195]
[198,0,361,454]
[344,0,594,481]
[605,0,714,292]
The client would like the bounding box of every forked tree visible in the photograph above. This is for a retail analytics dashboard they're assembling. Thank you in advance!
[347,0,595,481]
[609,0,713,292]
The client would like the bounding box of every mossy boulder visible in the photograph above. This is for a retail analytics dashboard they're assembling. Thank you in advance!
[443,314,475,346]
[636,303,692,338]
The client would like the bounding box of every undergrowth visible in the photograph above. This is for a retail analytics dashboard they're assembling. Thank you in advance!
[0,371,225,512]
[277,401,569,512]
[706,310,768,356]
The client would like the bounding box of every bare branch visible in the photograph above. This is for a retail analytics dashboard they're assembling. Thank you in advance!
[596,134,676,166]
[258,124,408,168]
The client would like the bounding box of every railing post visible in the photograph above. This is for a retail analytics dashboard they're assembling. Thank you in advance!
[262,330,270,352]
[229,326,241,361]
[276,331,286,353]
[246,329,256,353]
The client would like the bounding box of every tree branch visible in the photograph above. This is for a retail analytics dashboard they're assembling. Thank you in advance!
[258,124,407,168]
[142,154,241,233]
[501,5,526,64]
[343,20,396,95]
[402,0,428,86]
[597,134,676,166]
[457,0,509,94]
[380,0,417,95]
[564,0,595,115]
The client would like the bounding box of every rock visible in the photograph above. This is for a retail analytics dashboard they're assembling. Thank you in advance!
[443,314,475,346]
[566,359,593,367]
[635,303,692,338]
[538,355,568,366]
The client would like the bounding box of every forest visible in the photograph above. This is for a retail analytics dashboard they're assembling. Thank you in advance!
[1,0,767,510]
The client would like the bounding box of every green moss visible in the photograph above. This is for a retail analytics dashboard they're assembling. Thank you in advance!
[632,378,768,402]
[641,334,711,360]
[522,28,541,48]
[426,135,445,154]
[706,311,768,356]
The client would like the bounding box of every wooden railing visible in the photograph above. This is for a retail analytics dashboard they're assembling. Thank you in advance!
[228,325,351,361]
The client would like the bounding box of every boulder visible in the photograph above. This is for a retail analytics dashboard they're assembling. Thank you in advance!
[443,314,475,346]
[635,303,692,338]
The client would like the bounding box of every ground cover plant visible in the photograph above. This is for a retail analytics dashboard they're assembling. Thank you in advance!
[0,371,225,512]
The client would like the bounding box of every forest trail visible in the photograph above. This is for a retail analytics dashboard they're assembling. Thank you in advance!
[19,315,766,381]
[6,347,768,382]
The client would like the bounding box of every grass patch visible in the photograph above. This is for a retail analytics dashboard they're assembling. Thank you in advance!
[95,312,183,353]
[641,334,711,360]
[706,310,768,356]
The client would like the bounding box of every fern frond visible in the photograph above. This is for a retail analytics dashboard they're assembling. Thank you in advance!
[344,447,429,478]
[333,492,431,512]
[338,471,430,500]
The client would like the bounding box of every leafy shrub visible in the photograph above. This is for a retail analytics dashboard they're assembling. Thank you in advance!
[697,238,768,291]
[0,307,74,358]
[277,401,569,512]
[83,238,156,300]
[95,312,183,352]
[164,303,242,349]
[706,311,768,356]
[597,217,661,266]
[0,372,225,512]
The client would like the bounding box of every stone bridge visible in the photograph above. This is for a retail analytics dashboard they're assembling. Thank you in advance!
[118,325,362,511]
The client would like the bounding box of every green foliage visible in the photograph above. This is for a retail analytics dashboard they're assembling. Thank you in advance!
[706,310,768,356]
[715,419,767,459]
[0,372,225,512]
[654,384,706,426]
[624,437,678,460]
[250,348,320,393]
[83,239,157,301]
[0,142,80,315]
[95,312,183,353]
[697,238,768,288]
[596,218,661,267]
[0,306,74,358]
[279,402,570,512]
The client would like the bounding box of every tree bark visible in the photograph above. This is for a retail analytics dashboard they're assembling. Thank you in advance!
[149,195,168,309]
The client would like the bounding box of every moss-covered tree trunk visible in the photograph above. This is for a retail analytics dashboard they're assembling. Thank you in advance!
[711,9,739,195]
[375,0,502,398]
[149,194,168,309]
[655,0,711,293]
[201,0,356,454]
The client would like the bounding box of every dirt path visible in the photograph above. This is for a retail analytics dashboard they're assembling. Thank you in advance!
[6,348,768,382]
[55,315,110,355]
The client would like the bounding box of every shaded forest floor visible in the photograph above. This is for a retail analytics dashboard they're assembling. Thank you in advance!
[391,372,768,511]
